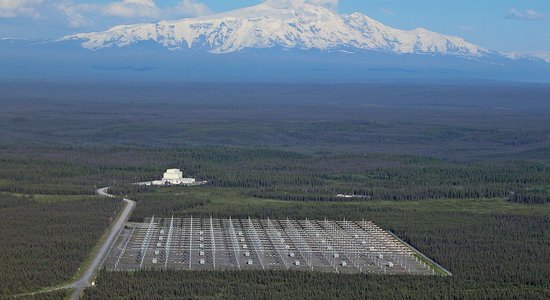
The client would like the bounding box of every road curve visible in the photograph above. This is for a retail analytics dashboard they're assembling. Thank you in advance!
[69,188,136,300]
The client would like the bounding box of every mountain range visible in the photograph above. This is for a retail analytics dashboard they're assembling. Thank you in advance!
[1,0,549,82]
[64,0,488,58]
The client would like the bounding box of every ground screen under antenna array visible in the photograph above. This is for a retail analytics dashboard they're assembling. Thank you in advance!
[104,217,435,275]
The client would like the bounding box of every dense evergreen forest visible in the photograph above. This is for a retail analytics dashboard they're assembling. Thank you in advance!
[509,186,550,204]
[84,209,550,299]
[1,146,549,202]
[0,83,549,299]
[85,269,550,300]
[0,145,548,298]
[1,146,548,299]
[1,83,549,160]
[0,194,122,296]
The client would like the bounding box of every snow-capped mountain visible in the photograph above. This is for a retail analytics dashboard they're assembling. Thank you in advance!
[505,51,550,63]
[64,0,488,57]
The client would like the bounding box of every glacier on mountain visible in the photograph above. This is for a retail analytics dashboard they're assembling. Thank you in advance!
[64,0,488,57]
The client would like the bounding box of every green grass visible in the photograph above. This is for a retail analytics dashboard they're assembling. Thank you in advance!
[0,179,12,185]
[0,192,99,203]
[139,186,550,218]
[14,288,70,300]
[31,194,97,203]
[529,184,550,193]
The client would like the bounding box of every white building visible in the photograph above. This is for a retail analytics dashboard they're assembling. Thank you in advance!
[151,168,196,186]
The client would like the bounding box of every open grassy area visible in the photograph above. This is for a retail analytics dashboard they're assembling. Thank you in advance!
[0,192,101,203]
[122,186,550,221]
[15,289,70,300]
[31,194,96,203]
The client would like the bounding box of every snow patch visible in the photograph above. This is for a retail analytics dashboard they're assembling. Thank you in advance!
[63,1,489,58]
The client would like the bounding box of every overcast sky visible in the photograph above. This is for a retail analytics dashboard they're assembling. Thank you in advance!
[1,0,548,53]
